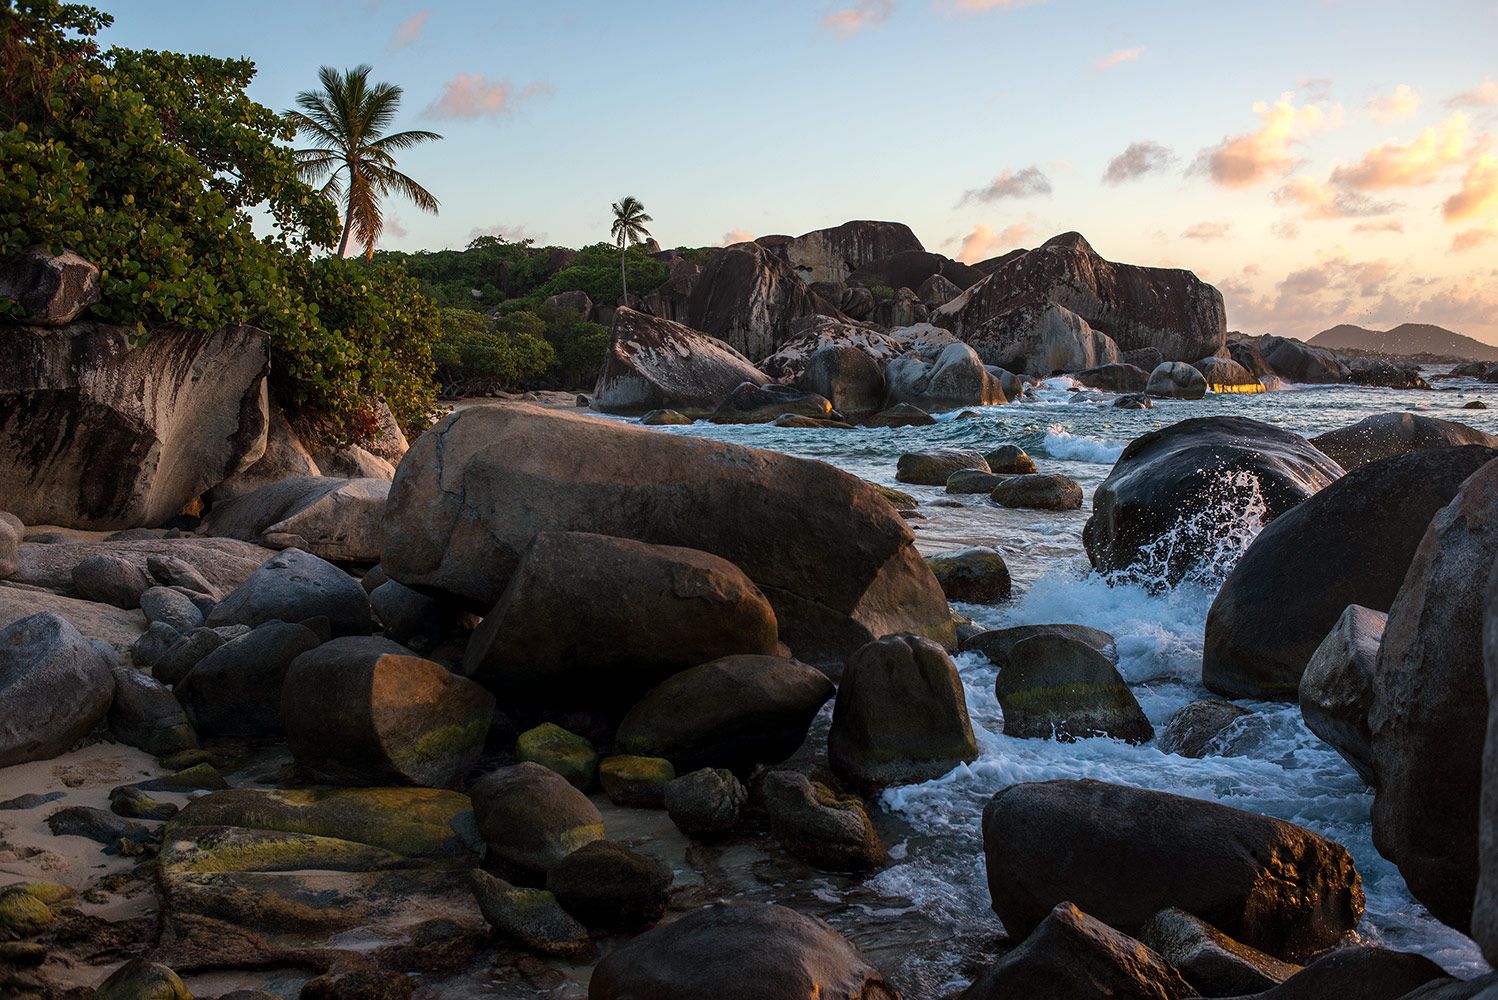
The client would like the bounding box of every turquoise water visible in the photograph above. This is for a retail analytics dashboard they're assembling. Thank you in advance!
[600,371,1498,993]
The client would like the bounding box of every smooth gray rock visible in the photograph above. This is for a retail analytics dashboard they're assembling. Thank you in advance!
[176,621,321,737]
[207,548,373,637]
[0,612,115,766]
[1300,605,1385,785]
[107,667,196,756]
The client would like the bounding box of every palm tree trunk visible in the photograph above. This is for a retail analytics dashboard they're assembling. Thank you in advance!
[619,239,628,304]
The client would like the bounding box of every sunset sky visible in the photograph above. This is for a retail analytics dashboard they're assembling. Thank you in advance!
[105,0,1498,342]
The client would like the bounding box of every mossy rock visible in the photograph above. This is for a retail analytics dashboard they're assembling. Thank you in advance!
[93,958,192,1000]
[598,755,675,808]
[9,881,75,907]
[137,762,228,791]
[0,887,55,938]
[159,825,409,877]
[470,869,589,959]
[868,483,918,510]
[516,723,598,790]
[166,787,476,859]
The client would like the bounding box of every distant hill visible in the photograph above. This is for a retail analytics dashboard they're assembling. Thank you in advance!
[1309,323,1498,361]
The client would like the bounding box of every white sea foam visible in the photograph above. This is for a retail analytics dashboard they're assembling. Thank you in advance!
[1040,424,1126,464]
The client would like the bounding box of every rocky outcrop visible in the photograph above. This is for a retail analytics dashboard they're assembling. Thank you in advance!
[0,612,116,765]
[757,316,890,381]
[769,220,926,285]
[1203,446,1498,699]
[207,406,322,503]
[1300,604,1384,785]
[918,272,963,308]
[1083,417,1344,586]
[1258,336,1349,384]
[885,342,1009,411]
[709,383,832,424]
[847,248,980,292]
[590,901,897,999]
[1312,412,1498,471]
[682,242,826,360]
[934,232,1227,362]
[592,307,768,415]
[382,405,954,663]
[1195,356,1262,392]
[1370,457,1498,932]
[982,779,1364,962]
[1479,562,1498,966]
[1146,362,1208,399]
[199,475,389,562]
[0,322,270,528]
[795,343,886,418]
[463,531,780,705]
[1350,357,1430,390]
[1075,363,1149,393]
[0,247,100,325]
[955,301,1122,376]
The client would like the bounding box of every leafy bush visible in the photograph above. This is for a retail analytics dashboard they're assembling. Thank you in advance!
[535,242,666,307]
[432,307,554,396]
[867,284,897,304]
[534,304,610,387]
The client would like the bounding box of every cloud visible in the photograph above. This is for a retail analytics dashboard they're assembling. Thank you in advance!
[1352,219,1405,234]
[1273,176,1400,220]
[945,0,1047,11]
[1270,219,1300,239]
[1194,92,1339,188]
[1181,221,1231,241]
[958,166,1052,205]
[1094,47,1144,71]
[383,216,409,239]
[1443,153,1498,222]
[466,222,544,244]
[1331,113,1472,189]
[1298,78,1334,102]
[821,0,894,36]
[1102,140,1176,184]
[1366,84,1420,124]
[948,222,1034,263]
[427,75,553,120]
[720,228,755,246]
[1452,226,1498,252]
[1448,78,1498,109]
[389,10,429,50]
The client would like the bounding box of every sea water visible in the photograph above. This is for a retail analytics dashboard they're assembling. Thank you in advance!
[600,371,1498,993]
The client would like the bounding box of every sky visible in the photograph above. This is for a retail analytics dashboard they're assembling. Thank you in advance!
[102,0,1498,342]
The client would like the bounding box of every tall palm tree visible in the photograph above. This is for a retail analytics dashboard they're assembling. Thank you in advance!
[610,196,653,302]
[287,65,443,258]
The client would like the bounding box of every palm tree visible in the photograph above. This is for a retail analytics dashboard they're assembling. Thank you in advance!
[287,65,443,259]
[610,196,653,302]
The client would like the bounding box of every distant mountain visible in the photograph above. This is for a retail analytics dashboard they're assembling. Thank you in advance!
[1308,323,1498,361]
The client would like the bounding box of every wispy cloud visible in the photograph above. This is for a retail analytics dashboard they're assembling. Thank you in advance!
[1352,219,1405,234]
[957,166,1052,205]
[389,10,429,50]
[1448,78,1498,109]
[1273,176,1400,220]
[944,0,1047,11]
[949,222,1034,263]
[1452,225,1497,252]
[1182,220,1231,241]
[720,228,755,246]
[427,76,553,120]
[1331,114,1472,189]
[1366,84,1420,124]
[466,222,544,244]
[1194,92,1340,188]
[1102,140,1175,184]
[821,0,894,36]
[1094,47,1144,71]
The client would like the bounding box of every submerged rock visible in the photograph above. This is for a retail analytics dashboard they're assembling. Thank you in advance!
[1159,699,1250,759]
[990,473,1083,511]
[710,382,832,424]
[1146,362,1208,400]
[864,402,936,428]
[995,634,1152,744]
[897,448,990,486]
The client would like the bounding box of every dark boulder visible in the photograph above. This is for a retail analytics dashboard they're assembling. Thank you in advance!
[1300,605,1384,785]
[990,473,1083,511]
[0,247,100,325]
[1221,947,1447,1000]
[470,762,604,873]
[1124,346,1166,371]
[176,620,322,736]
[107,666,196,757]
[665,767,746,837]
[847,248,979,291]
[1227,340,1274,378]
[206,548,374,637]
[865,403,935,428]
[1146,362,1208,400]
[1083,417,1344,586]
[1195,356,1262,391]
[796,343,886,418]
[545,839,671,930]
[951,300,1122,376]
[985,444,1038,475]
[1203,445,1498,699]
[1076,363,1149,393]
[1258,336,1349,384]
[683,242,824,360]
[897,449,989,486]
[923,546,1011,603]
[1351,357,1431,390]
[1312,412,1498,470]
[918,272,963,308]
[981,778,1364,961]
[773,220,926,285]
[710,382,833,424]
[1159,700,1250,759]
[0,612,115,766]
[962,623,1115,670]
[760,770,886,871]
[1141,907,1299,996]
[995,634,1152,743]
[592,307,768,415]
[885,342,1009,411]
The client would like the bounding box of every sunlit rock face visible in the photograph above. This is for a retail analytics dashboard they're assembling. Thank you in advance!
[592,307,767,415]
[934,232,1227,364]
[681,241,826,361]
[765,220,926,286]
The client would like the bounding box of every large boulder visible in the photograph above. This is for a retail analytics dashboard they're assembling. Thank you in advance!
[589,900,898,1000]
[1083,417,1344,586]
[0,247,100,325]
[0,612,116,765]
[828,633,978,786]
[207,406,322,503]
[1195,356,1262,392]
[757,315,895,382]
[1369,457,1498,932]
[1075,363,1149,393]
[207,547,374,637]
[591,307,769,415]
[107,664,196,756]
[282,636,495,787]
[847,248,980,292]
[897,448,990,486]
[1203,446,1498,699]
[0,322,270,529]
[1478,561,1498,966]
[1141,907,1299,997]
[470,762,603,873]
[710,382,832,424]
[199,475,388,562]
[1146,362,1208,400]
[1311,412,1498,471]
[981,779,1364,962]
[770,220,925,285]
[958,301,1122,376]
[615,655,833,773]
[1299,605,1385,785]
[995,634,1152,743]
[176,620,322,737]
[795,343,886,418]
[1350,357,1430,390]
[381,405,954,664]
[1258,336,1349,384]
[884,341,1008,411]
[682,242,824,360]
[990,473,1083,511]
[918,272,963,308]
[463,531,780,704]
[933,232,1226,362]
[760,769,886,871]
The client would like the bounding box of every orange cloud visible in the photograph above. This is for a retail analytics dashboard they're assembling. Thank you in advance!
[1353,219,1405,234]
[720,228,755,246]
[1182,221,1231,241]
[1195,93,1338,188]
[821,0,894,37]
[1366,84,1420,124]
[427,76,552,120]
[1452,226,1497,253]
[1273,176,1399,220]
[1094,47,1144,71]
[946,0,1047,10]
[389,10,429,50]
[1443,153,1498,222]
[952,222,1033,263]
[1331,114,1471,189]
[1448,78,1498,109]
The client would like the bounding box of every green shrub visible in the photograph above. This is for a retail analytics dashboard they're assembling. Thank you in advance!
[432,307,554,396]
[534,305,610,387]
[536,243,666,307]
[867,284,897,304]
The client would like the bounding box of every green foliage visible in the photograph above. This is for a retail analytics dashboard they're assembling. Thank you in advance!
[867,284,897,304]
[533,304,609,387]
[537,242,666,307]
[432,307,553,396]
[382,235,555,308]
[0,1,437,437]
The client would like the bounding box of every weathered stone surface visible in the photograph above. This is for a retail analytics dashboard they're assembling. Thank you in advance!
[923,546,1011,603]
[864,402,935,428]
[382,405,954,664]
[1140,907,1299,996]
[962,623,1116,669]
[599,755,675,809]
[917,272,963,308]
[543,288,593,318]
[848,248,980,292]
[1159,699,1250,759]
[464,531,779,704]
[1076,363,1149,393]
[795,343,887,418]
[1370,457,1498,932]
[470,869,588,958]
[0,612,115,766]
[760,770,885,871]
[985,444,1038,475]
[283,636,494,787]
[0,322,270,529]
[177,620,322,737]
[590,900,898,1000]
[665,767,745,837]
[682,242,824,361]
[592,307,769,415]
[897,449,990,486]
[0,247,100,326]
[639,407,693,425]
[772,220,925,285]
[92,959,191,1000]
[1146,362,1208,400]
[207,548,373,637]
[139,587,203,633]
[71,552,152,608]
[710,382,832,424]
[108,666,196,757]
[757,316,897,382]
[960,301,1123,376]
[996,634,1152,743]
[1196,356,1263,391]
[546,839,671,930]
[829,633,977,786]
[200,475,389,562]
[470,762,604,873]
[934,232,1226,362]
[990,473,1084,511]
[960,902,1192,1000]
[1204,446,1498,700]
[0,511,18,580]
[1300,606,1385,785]
[1225,947,1447,1000]
[981,779,1364,961]
[1480,561,1498,968]
[310,442,395,482]
[1083,417,1344,586]
[1312,412,1498,471]
[616,655,833,773]
[885,342,1009,411]
[1258,336,1349,384]
[151,625,247,686]
[208,406,322,503]
[516,722,597,790]
[944,469,1005,494]
[16,537,268,599]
